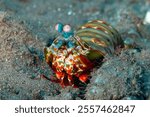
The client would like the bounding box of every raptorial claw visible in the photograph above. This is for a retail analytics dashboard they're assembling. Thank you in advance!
[40,74,59,83]
[79,73,89,83]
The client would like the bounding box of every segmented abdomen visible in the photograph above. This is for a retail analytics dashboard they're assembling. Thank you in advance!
[75,20,124,56]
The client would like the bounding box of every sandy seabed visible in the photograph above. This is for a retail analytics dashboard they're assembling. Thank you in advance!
[0,0,150,100]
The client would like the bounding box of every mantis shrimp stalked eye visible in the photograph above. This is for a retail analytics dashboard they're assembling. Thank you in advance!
[44,20,124,87]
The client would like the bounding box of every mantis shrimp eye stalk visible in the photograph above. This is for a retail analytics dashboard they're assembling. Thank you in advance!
[55,23,63,33]
[55,23,73,38]
[63,24,72,32]
[44,20,124,88]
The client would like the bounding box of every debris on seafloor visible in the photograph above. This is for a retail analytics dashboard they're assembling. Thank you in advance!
[143,11,150,25]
